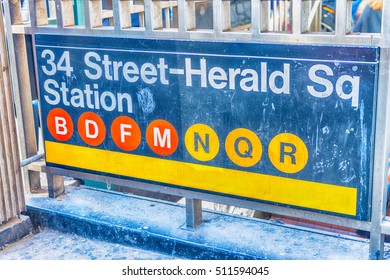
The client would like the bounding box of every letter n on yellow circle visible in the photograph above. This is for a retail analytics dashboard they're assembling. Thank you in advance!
[268,133,308,174]
[225,128,262,167]
[185,124,220,162]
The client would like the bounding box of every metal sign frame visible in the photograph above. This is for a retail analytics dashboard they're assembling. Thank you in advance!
[35,34,379,221]
[3,0,390,259]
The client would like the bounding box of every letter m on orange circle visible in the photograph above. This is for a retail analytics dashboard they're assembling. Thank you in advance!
[146,120,178,156]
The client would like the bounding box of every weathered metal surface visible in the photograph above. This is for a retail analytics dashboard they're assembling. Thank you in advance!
[36,34,379,220]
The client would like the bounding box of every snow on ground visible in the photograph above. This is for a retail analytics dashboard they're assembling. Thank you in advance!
[0,229,182,260]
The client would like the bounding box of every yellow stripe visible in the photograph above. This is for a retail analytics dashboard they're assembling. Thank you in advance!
[45,141,357,216]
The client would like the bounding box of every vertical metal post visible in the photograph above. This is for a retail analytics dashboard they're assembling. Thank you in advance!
[112,0,121,30]
[369,0,390,260]
[144,0,153,34]
[369,51,390,260]
[291,0,302,35]
[54,0,64,28]
[335,0,347,36]
[213,0,222,35]
[84,0,92,29]
[46,167,65,198]
[251,0,260,34]
[185,198,202,228]
[177,0,186,33]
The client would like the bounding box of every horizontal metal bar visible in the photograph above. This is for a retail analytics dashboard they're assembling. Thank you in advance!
[21,24,382,46]
[21,153,45,167]
[381,219,390,235]
[47,166,371,231]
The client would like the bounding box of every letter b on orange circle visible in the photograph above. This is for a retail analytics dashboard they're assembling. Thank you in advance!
[47,108,74,142]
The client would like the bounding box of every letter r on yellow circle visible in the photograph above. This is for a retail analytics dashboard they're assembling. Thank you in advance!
[268,133,308,174]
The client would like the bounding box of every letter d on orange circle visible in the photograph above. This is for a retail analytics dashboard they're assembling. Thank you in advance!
[78,112,106,146]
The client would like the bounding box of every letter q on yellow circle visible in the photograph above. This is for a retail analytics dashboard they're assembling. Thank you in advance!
[185,124,220,162]
[225,128,262,168]
[268,133,308,174]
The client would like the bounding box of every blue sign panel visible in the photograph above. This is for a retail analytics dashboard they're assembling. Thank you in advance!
[35,34,379,220]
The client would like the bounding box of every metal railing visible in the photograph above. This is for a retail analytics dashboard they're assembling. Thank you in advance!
[0,8,25,225]
[2,0,389,259]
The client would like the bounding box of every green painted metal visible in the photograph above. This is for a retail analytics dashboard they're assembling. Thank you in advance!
[73,0,85,26]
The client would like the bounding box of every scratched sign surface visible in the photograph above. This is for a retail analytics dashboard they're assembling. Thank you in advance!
[35,34,379,220]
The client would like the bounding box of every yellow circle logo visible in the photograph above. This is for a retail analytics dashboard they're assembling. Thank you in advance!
[268,133,308,174]
[185,124,220,162]
[225,128,262,167]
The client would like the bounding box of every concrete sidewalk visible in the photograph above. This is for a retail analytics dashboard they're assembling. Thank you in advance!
[0,228,181,260]
[1,185,387,260]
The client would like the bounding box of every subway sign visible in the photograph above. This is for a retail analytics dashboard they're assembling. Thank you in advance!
[35,34,379,220]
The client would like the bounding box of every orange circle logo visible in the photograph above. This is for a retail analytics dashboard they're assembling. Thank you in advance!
[78,112,106,146]
[111,116,141,151]
[47,108,74,142]
[146,120,178,156]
